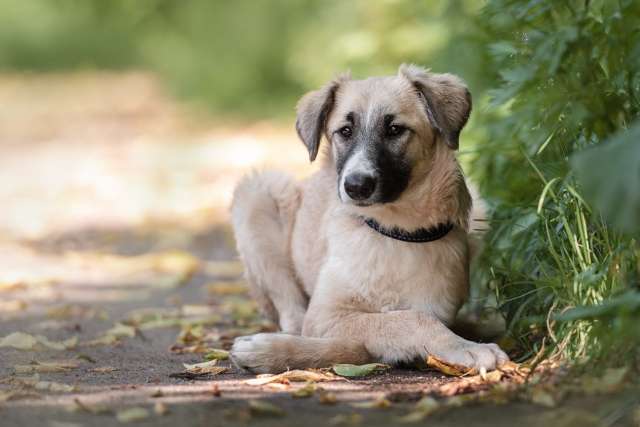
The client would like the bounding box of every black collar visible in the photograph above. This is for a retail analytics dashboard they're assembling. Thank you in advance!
[363,218,454,243]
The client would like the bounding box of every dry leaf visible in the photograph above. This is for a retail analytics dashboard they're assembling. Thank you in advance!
[15,360,79,374]
[398,397,441,423]
[182,360,227,375]
[246,369,338,385]
[91,367,118,374]
[330,413,363,426]
[67,398,111,414]
[291,381,316,398]
[204,260,244,278]
[116,407,150,423]
[426,355,476,377]
[206,281,247,295]
[154,402,169,416]
[0,332,77,351]
[351,397,391,409]
[248,399,285,417]
[35,381,76,393]
[318,389,338,405]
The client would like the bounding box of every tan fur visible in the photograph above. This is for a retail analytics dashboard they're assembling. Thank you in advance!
[230,65,508,373]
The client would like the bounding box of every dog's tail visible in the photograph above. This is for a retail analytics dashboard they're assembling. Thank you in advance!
[230,333,371,373]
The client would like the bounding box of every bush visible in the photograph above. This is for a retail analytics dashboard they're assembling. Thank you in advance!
[471,0,640,364]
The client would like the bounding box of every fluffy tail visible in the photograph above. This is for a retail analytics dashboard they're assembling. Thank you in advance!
[230,333,371,373]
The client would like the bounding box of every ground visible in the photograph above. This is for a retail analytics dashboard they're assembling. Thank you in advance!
[0,72,636,427]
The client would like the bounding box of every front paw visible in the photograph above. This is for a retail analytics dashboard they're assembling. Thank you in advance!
[229,333,278,374]
[433,341,509,371]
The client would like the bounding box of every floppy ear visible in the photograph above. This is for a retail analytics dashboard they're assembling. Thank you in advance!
[295,75,348,162]
[399,64,472,150]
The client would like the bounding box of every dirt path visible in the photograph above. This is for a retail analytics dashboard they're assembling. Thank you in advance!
[0,73,635,427]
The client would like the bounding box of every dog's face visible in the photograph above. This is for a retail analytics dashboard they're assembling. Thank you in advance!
[296,64,471,207]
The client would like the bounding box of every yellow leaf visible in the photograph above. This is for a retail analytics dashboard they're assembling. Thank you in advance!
[182,360,227,375]
[14,360,79,374]
[91,366,118,374]
[291,381,316,398]
[246,369,339,385]
[330,413,363,426]
[248,399,285,417]
[0,332,77,351]
[204,349,229,361]
[426,355,476,377]
[398,397,441,423]
[116,407,150,423]
[206,281,248,296]
[351,397,391,409]
[154,402,169,416]
[318,389,338,405]
[204,260,244,278]
[0,332,38,350]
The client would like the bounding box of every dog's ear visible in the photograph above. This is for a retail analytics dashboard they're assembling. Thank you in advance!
[399,64,472,150]
[295,74,349,162]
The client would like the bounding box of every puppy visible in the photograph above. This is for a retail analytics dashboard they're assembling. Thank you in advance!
[229,64,508,373]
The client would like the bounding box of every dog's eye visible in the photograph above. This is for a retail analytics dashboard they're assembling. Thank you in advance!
[387,125,406,137]
[339,126,353,138]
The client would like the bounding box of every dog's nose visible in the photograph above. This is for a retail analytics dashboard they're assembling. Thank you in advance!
[344,173,377,200]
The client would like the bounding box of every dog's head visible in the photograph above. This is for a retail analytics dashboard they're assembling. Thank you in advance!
[295,64,471,207]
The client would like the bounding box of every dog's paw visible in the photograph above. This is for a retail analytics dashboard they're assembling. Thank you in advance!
[229,333,279,374]
[433,341,509,371]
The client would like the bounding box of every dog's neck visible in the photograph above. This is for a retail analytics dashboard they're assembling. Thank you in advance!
[325,144,472,233]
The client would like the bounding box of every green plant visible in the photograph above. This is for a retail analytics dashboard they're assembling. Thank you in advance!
[471,0,640,365]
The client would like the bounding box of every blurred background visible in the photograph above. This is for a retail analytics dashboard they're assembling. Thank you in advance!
[0,0,638,368]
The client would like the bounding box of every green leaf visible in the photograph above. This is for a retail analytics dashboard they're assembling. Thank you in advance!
[332,363,389,377]
[571,120,640,234]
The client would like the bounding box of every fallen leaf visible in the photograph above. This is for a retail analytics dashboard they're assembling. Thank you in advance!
[91,367,118,374]
[246,369,339,385]
[398,396,441,423]
[332,363,390,378]
[204,349,229,361]
[0,332,38,350]
[35,381,76,393]
[330,413,363,426]
[291,381,316,398]
[67,398,111,414]
[182,360,227,376]
[154,402,169,416]
[318,389,338,405]
[351,396,391,409]
[0,332,78,351]
[426,355,476,377]
[206,281,247,296]
[248,399,285,417]
[116,407,150,423]
[106,323,137,339]
[204,260,244,278]
[15,360,79,374]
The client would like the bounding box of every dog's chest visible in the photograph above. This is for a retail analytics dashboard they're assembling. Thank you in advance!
[325,222,468,324]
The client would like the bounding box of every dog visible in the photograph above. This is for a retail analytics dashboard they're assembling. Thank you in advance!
[229,64,508,373]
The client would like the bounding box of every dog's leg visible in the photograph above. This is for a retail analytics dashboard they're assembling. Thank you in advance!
[230,171,308,333]
[230,309,508,373]
[230,333,370,373]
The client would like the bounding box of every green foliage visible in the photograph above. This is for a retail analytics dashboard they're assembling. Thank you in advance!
[572,121,640,235]
[472,0,640,363]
